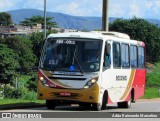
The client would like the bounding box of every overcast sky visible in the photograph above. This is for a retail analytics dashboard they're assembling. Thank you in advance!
[0,0,160,19]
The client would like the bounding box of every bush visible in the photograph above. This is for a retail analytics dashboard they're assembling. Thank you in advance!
[3,74,38,100]
[10,88,24,99]
[109,17,160,62]
[0,44,19,84]
[27,76,37,92]
[4,84,14,98]
[0,84,4,98]
[4,84,26,99]
[29,30,57,62]
[1,36,36,73]
[147,73,160,88]
[146,62,160,88]
[22,91,37,101]
[27,80,37,92]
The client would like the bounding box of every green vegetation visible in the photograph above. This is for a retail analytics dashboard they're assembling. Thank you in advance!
[142,88,160,99]
[0,16,160,104]
[29,30,57,61]
[20,15,57,28]
[0,14,58,104]
[0,30,57,103]
[0,99,45,105]
[0,12,12,26]
[146,62,160,88]
[0,44,19,84]
[0,36,36,74]
[0,73,38,105]
[3,77,36,100]
[141,62,160,99]
[17,75,32,87]
[109,18,160,99]
[110,17,160,62]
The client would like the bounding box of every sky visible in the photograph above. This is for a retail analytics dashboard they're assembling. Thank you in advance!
[0,0,160,19]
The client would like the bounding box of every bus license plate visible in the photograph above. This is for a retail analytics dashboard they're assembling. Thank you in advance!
[60,92,71,96]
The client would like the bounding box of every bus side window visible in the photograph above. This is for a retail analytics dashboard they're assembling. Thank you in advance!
[121,44,130,68]
[113,42,121,68]
[130,45,138,68]
[138,47,145,68]
[104,43,111,67]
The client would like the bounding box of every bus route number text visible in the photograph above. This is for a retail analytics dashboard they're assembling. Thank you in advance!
[116,75,127,81]
[56,40,75,45]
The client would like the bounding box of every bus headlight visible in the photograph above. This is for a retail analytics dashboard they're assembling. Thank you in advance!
[40,77,44,81]
[91,79,97,83]
[83,77,98,89]
[39,76,49,87]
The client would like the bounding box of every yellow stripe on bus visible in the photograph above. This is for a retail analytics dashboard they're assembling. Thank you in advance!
[120,69,135,100]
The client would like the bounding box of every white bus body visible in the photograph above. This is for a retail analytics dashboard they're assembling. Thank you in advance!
[38,32,146,111]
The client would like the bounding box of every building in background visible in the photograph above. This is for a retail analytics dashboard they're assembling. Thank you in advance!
[0,24,80,38]
[0,24,43,38]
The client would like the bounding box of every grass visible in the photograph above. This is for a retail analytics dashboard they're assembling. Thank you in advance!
[0,99,45,105]
[146,62,160,88]
[141,88,160,99]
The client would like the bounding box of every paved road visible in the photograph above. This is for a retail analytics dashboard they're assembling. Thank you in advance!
[1,101,160,121]
[1,100,160,112]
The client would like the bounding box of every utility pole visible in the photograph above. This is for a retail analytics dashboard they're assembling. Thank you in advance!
[102,0,109,31]
[44,0,46,40]
[15,77,18,89]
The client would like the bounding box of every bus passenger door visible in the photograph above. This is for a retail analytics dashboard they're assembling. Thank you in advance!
[101,42,111,92]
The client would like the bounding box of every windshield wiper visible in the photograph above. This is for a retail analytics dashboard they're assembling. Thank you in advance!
[72,47,84,74]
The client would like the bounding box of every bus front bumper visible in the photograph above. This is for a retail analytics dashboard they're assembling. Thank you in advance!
[37,80,99,103]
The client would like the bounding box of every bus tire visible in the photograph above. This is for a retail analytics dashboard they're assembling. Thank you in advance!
[92,103,102,111]
[46,100,56,110]
[131,89,135,103]
[101,91,108,110]
[117,95,131,108]
[117,101,131,108]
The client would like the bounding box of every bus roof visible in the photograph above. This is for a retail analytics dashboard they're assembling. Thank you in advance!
[47,31,145,47]
[47,32,103,40]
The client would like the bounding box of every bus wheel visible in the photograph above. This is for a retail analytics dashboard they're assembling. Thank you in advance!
[46,100,56,110]
[92,103,102,111]
[117,97,131,108]
[117,101,131,108]
[101,91,108,110]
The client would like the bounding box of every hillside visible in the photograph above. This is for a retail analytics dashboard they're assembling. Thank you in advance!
[7,9,160,31]
[7,9,103,30]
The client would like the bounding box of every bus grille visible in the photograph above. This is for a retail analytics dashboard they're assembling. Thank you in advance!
[48,77,86,81]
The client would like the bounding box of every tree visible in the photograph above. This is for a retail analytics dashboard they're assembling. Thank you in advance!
[109,17,160,62]
[29,32,43,61]
[0,44,19,84]
[29,30,57,65]
[20,15,57,28]
[0,12,12,26]
[0,36,36,73]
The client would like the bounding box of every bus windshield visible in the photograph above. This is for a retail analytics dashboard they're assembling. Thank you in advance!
[40,38,102,72]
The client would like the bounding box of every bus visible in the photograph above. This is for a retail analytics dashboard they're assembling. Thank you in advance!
[37,31,146,111]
